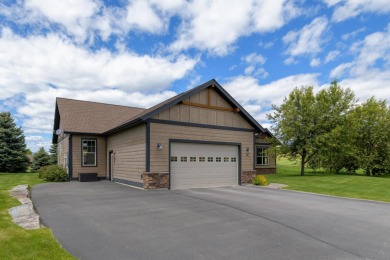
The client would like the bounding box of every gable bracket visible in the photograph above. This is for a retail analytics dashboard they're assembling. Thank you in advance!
[181,100,240,112]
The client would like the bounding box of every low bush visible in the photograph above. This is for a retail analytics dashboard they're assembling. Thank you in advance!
[253,175,269,186]
[38,165,68,182]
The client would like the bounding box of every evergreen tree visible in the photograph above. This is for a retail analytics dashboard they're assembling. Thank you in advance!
[0,112,29,172]
[31,147,50,172]
[49,143,58,165]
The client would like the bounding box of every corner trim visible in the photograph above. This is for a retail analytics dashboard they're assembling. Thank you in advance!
[148,118,254,132]
[68,134,73,181]
[113,178,143,188]
[146,122,150,172]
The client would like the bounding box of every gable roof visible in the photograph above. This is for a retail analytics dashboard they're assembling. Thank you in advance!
[52,98,144,143]
[104,79,266,134]
[53,79,271,143]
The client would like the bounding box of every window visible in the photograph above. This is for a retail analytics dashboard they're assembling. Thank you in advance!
[224,157,229,162]
[207,157,213,162]
[171,156,178,162]
[216,157,221,162]
[190,156,196,162]
[199,157,205,162]
[181,156,187,162]
[256,146,269,165]
[231,157,237,162]
[82,139,96,166]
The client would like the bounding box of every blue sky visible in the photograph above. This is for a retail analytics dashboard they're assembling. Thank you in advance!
[0,0,389,152]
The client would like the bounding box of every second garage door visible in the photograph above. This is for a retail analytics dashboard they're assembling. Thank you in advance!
[170,142,239,190]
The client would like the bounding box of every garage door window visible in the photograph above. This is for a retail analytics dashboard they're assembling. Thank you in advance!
[224,157,229,162]
[199,157,205,162]
[216,157,221,162]
[171,156,178,162]
[190,157,196,162]
[256,146,269,165]
[181,156,187,162]
[208,157,213,162]
[231,157,237,162]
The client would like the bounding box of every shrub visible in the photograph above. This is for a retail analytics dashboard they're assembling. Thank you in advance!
[38,165,68,182]
[253,175,269,186]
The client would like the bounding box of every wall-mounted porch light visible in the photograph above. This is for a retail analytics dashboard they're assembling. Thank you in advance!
[246,147,251,156]
[157,143,163,150]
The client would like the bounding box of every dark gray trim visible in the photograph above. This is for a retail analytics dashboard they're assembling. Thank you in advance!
[253,132,256,170]
[170,139,241,146]
[254,145,270,167]
[68,134,73,181]
[81,138,98,167]
[113,178,143,188]
[102,118,143,135]
[52,102,60,144]
[64,131,101,136]
[108,151,113,181]
[146,122,150,172]
[148,118,255,132]
[169,139,242,189]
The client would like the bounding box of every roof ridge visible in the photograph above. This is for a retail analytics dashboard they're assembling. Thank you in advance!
[56,97,145,110]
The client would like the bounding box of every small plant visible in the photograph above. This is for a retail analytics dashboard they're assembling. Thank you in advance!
[252,174,269,186]
[38,165,68,182]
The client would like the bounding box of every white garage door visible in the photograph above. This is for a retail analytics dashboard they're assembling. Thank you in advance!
[170,142,239,190]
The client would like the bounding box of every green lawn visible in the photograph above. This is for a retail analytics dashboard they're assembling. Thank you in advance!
[0,173,75,260]
[266,158,390,202]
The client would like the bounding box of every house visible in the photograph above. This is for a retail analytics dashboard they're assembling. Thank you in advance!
[52,79,275,189]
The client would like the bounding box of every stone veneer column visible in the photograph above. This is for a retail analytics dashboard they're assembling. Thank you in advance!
[143,172,169,189]
[241,170,256,184]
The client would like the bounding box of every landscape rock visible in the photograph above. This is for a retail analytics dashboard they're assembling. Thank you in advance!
[8,184,41,230]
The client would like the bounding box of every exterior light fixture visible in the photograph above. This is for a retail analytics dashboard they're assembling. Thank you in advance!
[246,147,251,156]
[157,143,163,150]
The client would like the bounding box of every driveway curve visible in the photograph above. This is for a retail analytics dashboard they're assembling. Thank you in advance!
[32,181,390,260]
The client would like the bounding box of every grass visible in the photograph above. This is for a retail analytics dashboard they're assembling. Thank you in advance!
[0,172,75,260]
[266,158,390,202]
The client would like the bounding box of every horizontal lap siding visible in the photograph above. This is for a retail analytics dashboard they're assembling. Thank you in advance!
[107,124,146,184]
[57,135,69,168]
[150,123,254,172]
[72,135,107,178]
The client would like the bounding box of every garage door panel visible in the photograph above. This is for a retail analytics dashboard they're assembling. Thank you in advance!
[170,142,238,190]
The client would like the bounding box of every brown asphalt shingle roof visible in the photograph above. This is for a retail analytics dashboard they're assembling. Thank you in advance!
[56,98,145,134]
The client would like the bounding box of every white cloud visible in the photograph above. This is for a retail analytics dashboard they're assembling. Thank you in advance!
[341,27,366,41]
[330,24,390,101]
[223,74,319,122]
[242,53,268,78]
[324,0,390,22]
[25,135,52,152]
[170,0,301,56]
[310,58,321,67]
[330,62,353,78]
[283,16,329,57]
[0,27,197,137]
[325,50,340,63]
[124,0,165,34]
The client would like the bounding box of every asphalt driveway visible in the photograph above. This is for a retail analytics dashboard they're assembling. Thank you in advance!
[32,181,390,260]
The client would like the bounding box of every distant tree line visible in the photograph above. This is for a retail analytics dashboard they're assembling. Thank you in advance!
[268,81,390,176]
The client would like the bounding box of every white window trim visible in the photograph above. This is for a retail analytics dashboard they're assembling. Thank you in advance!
[256,146,269,166]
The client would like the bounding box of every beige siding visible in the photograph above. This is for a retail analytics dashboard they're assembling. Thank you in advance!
[72,135,107,178]
[255,134,276,168]
[107,124,146,184]
[153,87,252,129]
[57,135,69,169]
[150,123,254,172]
